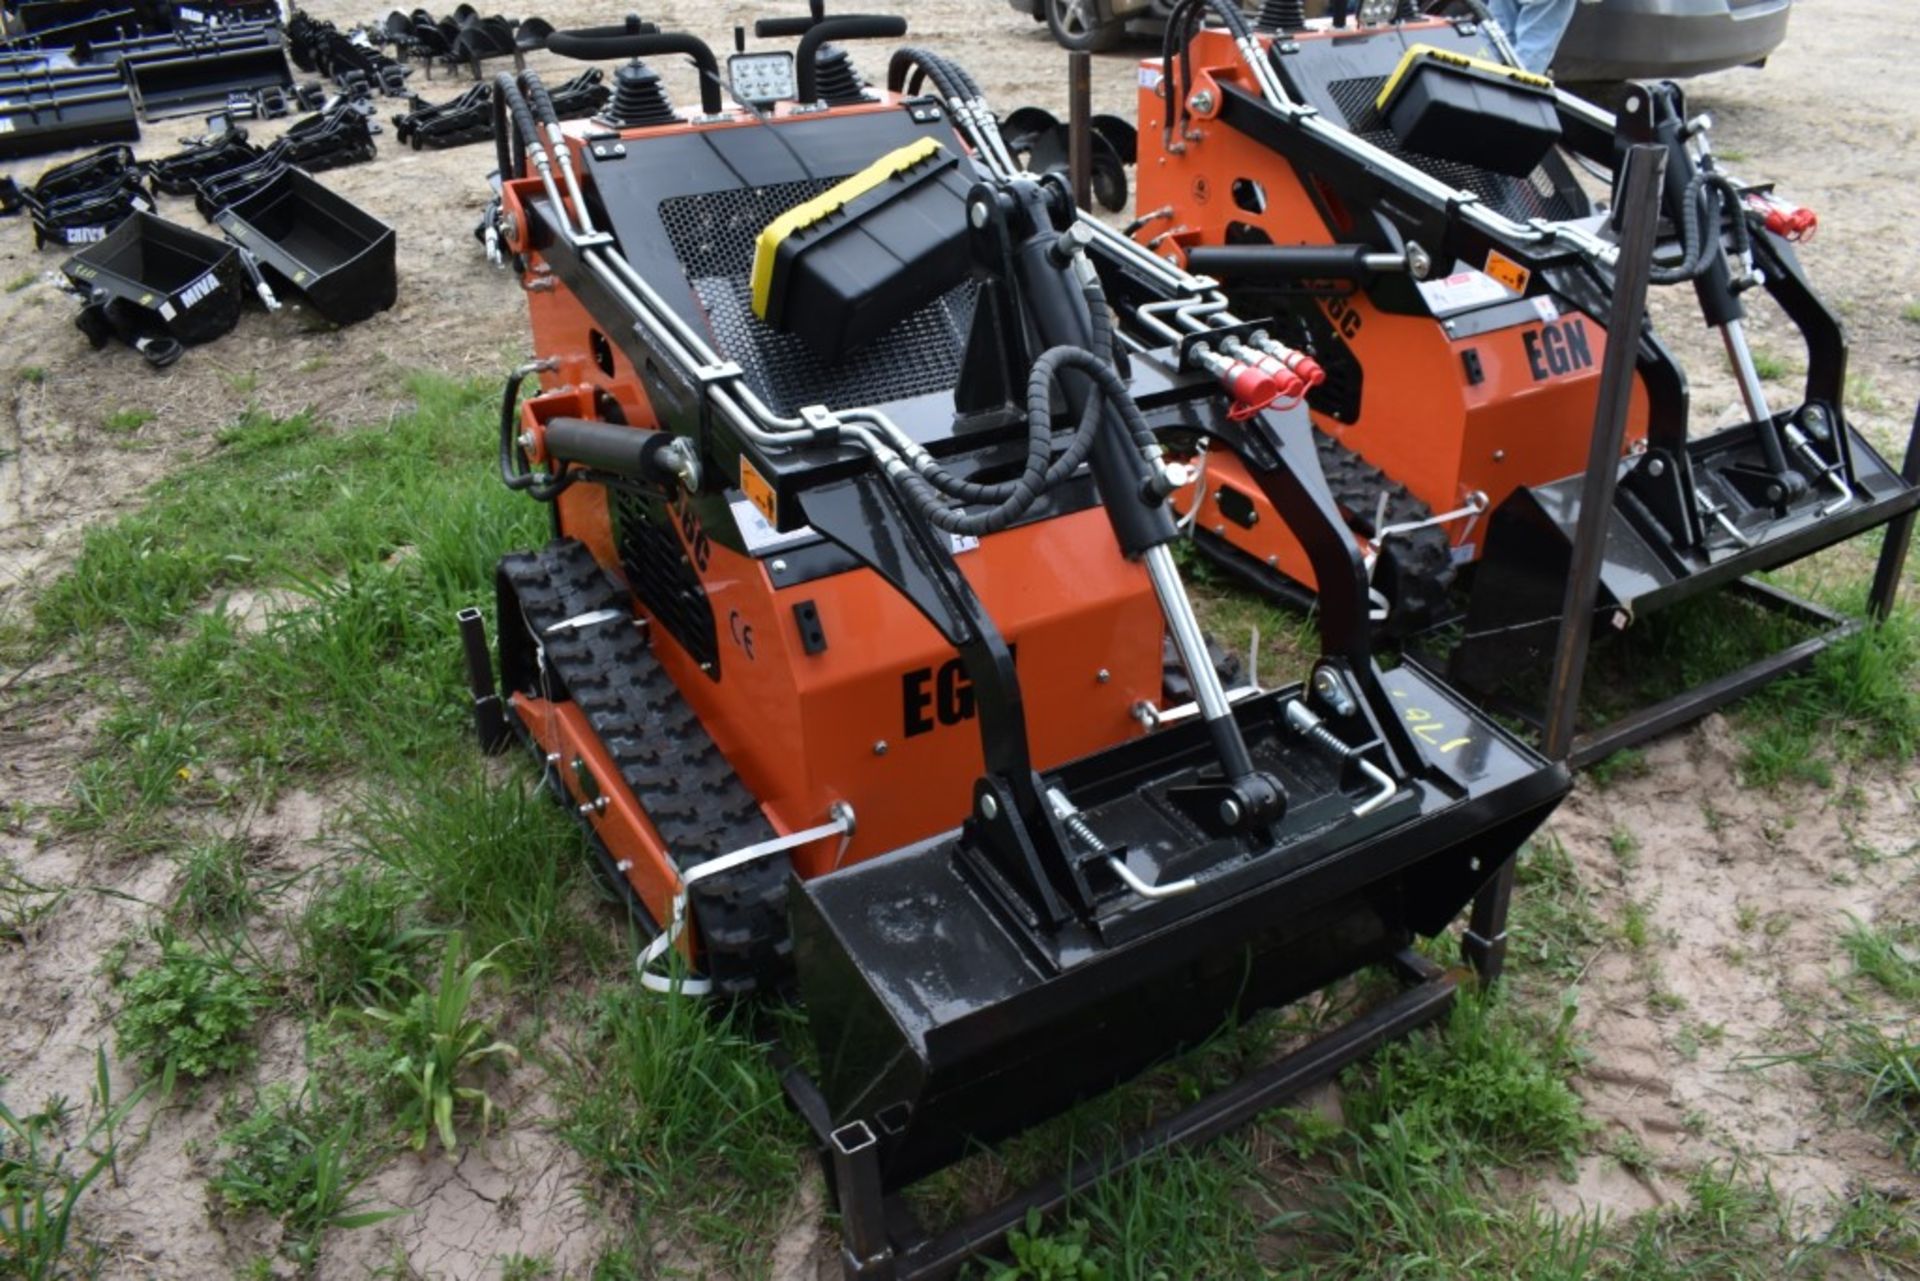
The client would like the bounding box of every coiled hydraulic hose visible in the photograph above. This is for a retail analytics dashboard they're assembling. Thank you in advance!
[1649,171,1752,285]
[897,345,1156,536]
[892,266,1164,535]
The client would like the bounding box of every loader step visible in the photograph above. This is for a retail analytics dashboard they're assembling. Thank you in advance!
[498,539,790,996]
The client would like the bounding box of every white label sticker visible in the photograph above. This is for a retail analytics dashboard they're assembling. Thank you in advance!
[731,497,815,556]
[1138,66,1163,91]
[0,116,13,134]
[1416,269,1513,317]
[949,532,980,555]
[1531,294,1560,322]
[158,300,177,321]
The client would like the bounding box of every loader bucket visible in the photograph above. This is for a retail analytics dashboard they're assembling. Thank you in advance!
[1452,410,1920,753]
[792,664,1568,1190]
[62,210,247,345]
[123,34,293,119]
[213,168,397,326]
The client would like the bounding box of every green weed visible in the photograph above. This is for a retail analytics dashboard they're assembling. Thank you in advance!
[1747,351,1793,382]
[1350,987,1590,1166]
[1586,747,1649,789]
[170,837,257,929]
[361,933,517,1154]
[115,936,263,1091]
[496,1255,556,1281]
[1901,301,1920,325]
[1618,899,1651,951]
[211,1084,401,1267]
[0,861,65,944]
[4,272,35,294]
[0,1050,152,1281]
[990,1210,1105,1281]
[17,366,45,385]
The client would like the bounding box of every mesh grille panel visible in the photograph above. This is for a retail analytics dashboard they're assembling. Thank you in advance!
[1326,75,1583,224]
[658,180,974,414]
[609,489,719,675]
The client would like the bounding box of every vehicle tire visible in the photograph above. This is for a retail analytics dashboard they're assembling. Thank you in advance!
[1045,0,1124,51]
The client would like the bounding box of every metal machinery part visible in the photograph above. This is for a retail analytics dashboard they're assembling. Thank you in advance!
[463,9,1571,1276]
[1122,0,1920,764]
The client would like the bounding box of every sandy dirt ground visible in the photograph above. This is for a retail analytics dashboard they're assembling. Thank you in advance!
[2,0,1917,1276]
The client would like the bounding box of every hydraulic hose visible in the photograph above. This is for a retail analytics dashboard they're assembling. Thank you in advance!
[493,72,541,159]
[498,364,573,501]
[897,346,1155,536]
[1161,0,1252,146]
[1647,171,1752,286]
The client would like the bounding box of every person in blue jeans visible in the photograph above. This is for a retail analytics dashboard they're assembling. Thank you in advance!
[1485,0,1579,74]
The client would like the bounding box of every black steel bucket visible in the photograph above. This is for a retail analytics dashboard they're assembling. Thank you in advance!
[792,664,1570,1191]
[213,167,397,326]
[62,210,247,346]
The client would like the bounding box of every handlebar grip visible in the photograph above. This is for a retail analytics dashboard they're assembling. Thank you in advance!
[542,418,676,479]
[544,26,724,113]
[796,15,908,101]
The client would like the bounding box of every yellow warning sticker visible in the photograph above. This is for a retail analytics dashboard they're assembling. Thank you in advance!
[740,455,777,528]
[1484,249,1530,296]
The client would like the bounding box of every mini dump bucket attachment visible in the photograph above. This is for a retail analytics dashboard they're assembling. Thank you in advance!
[122,30,293,119]
[212,167,397,325]
[793,662,1567,1190]
[62,210,246,345]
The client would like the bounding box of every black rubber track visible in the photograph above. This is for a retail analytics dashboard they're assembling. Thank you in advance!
[498,539,791,997]
[1311,429,1456,637]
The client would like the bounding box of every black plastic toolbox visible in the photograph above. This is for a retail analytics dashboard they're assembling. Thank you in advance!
[1375,43,1561,179]
[750,136,974,364]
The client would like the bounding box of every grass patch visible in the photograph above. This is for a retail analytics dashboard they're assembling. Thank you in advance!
[1747,351,1793,382]
[555,985,800,1264]
[169,836,258,930]
[102,407,156,434]
[1738,607,1920,787]
[292,864,434,1010]
[1506,832,1606,988]
[0,1052,151,1281]
[1842,917,1920,1002]
[1902,301,1920,325]
[5,272,36,294]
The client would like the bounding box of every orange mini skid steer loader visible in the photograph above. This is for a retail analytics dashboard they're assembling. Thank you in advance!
[458,9,1568,1274]
[1117,0,1920,759]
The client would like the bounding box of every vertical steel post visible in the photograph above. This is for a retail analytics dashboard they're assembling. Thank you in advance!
[830,1121,896,1280]
[1464,143,1668,984]
[1068,50,1092,212]
[1867,400,1920,620]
